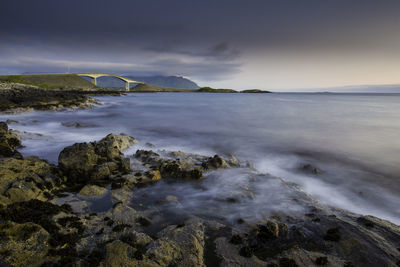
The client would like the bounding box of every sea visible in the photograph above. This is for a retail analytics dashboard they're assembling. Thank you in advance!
[2,92,400,224]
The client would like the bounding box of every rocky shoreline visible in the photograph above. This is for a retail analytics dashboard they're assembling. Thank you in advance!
[0,118,399,267]
[0,82,123,114]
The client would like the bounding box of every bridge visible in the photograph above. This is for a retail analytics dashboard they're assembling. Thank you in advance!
[77,73,143,91]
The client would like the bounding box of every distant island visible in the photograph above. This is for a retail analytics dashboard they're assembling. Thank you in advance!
[241,89,271,93]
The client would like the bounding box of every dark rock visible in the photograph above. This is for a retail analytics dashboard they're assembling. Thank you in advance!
[202,155,228,170]
[160,160,203,180]
[112,224,132,232]
[230,234,243,245]
[136,216,151,227]
[237,218,245,224]
[239,246,253,257]
[279,257,299,267]
[323,227,341,242]
[0,122,22,158]
[300,164,323,175]
[256,221,279,241]
[357,217,374,228]
[315,256,328,265]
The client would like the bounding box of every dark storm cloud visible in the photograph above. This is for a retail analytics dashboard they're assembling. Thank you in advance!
[1,0,400,87]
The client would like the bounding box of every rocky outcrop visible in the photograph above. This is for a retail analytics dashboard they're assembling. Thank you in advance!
[0,156,61,205]
[0,82,125,113]
[79,184,108,197]
[0,122,22,158]
[134,150,239,181]
[58,134,137,184]
[1,129,399,267]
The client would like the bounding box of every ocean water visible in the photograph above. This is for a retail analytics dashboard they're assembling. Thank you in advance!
[2,92,400,224]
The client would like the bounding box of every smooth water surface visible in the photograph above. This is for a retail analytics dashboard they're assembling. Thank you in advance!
[2,93,400,224]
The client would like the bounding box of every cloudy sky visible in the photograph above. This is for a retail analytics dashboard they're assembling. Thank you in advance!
[1,0,400,90]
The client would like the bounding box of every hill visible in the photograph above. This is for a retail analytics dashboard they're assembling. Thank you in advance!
[0,74,97,90]
[130,83,190,92]
[97,75,199,89]
[196,87,238,93]
[241,89,272,93]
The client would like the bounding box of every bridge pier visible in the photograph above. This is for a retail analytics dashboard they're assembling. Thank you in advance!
[91,77,97,86]
[125,82,130,91]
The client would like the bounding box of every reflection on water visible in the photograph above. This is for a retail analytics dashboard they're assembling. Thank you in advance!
[1,92,400,224]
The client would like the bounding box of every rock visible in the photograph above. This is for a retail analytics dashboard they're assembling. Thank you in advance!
[79,185,108,197]
[279,257,299,267]
[323,227,340,242]
[169,151,186,157]
[256,221,280,241]
[5,119,18,124]
[165,195,178,203]
[0,122,22,158]
[101,240,157,267]
[134,149,161,165]
[143,170,162,182]
[202,155,228,170]
[0,221,50,267]
[58,134,137,183]
[300,164,323,175]
[61,122,83,128]
[0,156,58,203]
[145,217,205,266]
[160,160,203,180]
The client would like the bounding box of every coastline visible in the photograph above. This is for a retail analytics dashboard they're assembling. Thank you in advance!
[0,87,399,266]
[0,82,124,114]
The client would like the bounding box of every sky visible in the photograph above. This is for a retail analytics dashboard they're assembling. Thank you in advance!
[1,0,400,90]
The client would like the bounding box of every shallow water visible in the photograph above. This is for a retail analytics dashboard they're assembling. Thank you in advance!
[2,92,400,224]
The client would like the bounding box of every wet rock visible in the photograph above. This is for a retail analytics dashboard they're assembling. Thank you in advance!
[102,240,143,267]
[202,155,228,170]
[169,151,186,157]
[145,217,205,266]
[0,122,22,158]
[58,134,137,183]
[300,164,323,175]
[0,156,58,204]
[279,257,298,267]
[143,169,162,181]
[323,227,341,242]
[315,256,328,265]
[79,184,108,197]
[357,216,374,228]
[230,234,243,245]
[5,119,18,124]
[239,246,253,258]
[134,149,161,165]
[256,221,280,241]
[61,121,83,128]
[0,221,50,267]
[160,160,203,180]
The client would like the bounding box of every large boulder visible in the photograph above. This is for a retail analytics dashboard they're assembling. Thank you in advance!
[0,122,22,158]
[58,134,137,183]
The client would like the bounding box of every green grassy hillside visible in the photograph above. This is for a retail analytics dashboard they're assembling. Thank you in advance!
[0,74,98,90]
[241,89,271,93]
[196,87,238,93]
[131,83,190,92]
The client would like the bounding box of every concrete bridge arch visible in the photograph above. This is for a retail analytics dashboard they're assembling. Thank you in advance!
[77,73,143,91]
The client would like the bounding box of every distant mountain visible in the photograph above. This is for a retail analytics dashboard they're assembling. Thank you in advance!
[96,75,199,89]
